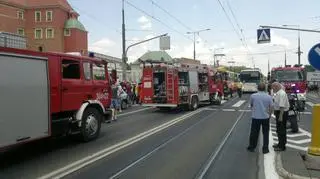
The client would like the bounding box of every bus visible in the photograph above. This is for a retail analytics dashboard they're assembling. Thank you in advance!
[239,69,263,92]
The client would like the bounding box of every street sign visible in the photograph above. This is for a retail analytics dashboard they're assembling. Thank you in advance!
[308,43,320,71]
[160,36,170,50]
[257,29,271,44]
[307,72,320,81]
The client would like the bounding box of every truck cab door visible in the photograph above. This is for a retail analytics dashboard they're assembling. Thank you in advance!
[61,59,84,111]
[92,62,110,107]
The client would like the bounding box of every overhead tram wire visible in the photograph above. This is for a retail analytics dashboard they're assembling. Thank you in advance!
[125,0,193,41]
[225,0,249,50]
[216,0,247,51]
[149,0,193,31]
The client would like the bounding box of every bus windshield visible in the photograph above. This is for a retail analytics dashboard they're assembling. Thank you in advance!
[239,71,260,83]
[275,70,303,82]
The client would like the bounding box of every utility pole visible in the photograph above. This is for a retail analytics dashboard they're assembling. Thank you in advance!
[297,29,302,65]
[187,28,211,60]
[121,0,127,81]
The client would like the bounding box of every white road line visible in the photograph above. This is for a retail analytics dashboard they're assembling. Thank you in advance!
[298,128,311,137]
[300,111,312,115]
[222,109,236,112]
[118,107,153,117]
[203,108,218,111]
[197,112,245,179]
[306,101,314,107]
[232,100,246,107]
[264,125,280,179]
[238,109,251,112]
[273,139,308,151]
[38,109,204,179]
[272,137,311,144]
[287,132,309,138]
[221,100,227,104]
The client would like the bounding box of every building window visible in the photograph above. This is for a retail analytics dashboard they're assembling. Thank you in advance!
[35,11,41,22]
[34,28,42,39]
[17,28,25,36]
[46,11,53,22]
[62,60,80,79]
[17,11,24,19]
[46,28,54,39]
[64,29,71,36]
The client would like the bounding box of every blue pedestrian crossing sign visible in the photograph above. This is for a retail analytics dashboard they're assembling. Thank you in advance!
[308,43,320,71]
[257,29,271,44]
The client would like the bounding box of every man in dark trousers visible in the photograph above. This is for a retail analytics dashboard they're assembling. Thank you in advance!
[272,82,290,151]
[247,83,274,154]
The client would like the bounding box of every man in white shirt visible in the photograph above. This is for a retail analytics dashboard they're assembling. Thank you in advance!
[272,82,290,151]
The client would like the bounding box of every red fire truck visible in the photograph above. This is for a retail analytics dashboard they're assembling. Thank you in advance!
[0,47,112,150]
[140,62,224,110]
[271,65,307,110]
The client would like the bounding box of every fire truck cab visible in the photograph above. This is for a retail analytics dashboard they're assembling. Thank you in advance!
[140,62,222,110]
[0,47,112,150]
[271,65,307,111]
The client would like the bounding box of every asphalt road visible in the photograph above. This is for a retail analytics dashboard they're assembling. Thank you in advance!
[1,93,317,179]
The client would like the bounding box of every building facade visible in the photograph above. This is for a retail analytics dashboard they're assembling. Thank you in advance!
[0,0,87,54]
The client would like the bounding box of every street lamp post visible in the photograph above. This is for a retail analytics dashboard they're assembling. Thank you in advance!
[273,44,287,66]
[282,24,302,65]
[213,48,224,67]
[187,28,211,60]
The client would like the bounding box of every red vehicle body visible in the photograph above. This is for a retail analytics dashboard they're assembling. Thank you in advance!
[271,65,307,110]
[0,47,112,150]
[140,62,224,110]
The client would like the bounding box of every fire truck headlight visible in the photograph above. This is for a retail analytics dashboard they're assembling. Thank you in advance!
[291,84,296,87]
[296,89,300,93]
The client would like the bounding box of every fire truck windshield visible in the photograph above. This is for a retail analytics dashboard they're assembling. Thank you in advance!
[275,70,303,82]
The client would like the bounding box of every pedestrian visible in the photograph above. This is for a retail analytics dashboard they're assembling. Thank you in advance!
[110,82,121,122]
[272,82,290,151]
[247,83,273,154]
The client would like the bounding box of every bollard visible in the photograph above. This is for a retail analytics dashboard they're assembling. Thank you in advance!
[308,104,320,156]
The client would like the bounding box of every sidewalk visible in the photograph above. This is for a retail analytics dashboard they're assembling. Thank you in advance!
[275,148,320,179]
[308,91,320,99]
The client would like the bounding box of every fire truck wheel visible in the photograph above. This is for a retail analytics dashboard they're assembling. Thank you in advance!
[80,107,102,142]
[189,96,199,111]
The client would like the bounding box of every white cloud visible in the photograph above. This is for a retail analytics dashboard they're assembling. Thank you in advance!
[137,16,150,24]
[89,38,116,54]
[137,16,152,30]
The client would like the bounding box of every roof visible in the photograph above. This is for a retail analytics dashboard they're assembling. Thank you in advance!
[65,18,86,31]
[136,51,173,63]
[272,66,304,70]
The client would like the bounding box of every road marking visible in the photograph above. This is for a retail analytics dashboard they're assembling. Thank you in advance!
[222,109,236,112]
[273,139,308,151]
[232,100,246,107]
[306,101,314,107]
[39,109,204,179]
[118,107,153,117]
[196,112,245,179]
[264,125,280,179]
[298,128,311,137]
[238,109,251,112]
[272,137,311,144]
[109,109,219,179]
[287,132,308,138]
[203,108,218,111]
[221,100,227,104]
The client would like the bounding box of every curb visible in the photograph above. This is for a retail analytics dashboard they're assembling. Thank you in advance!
[275,152,320,179]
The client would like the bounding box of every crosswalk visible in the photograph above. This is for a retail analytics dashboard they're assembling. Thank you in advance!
[219,98,315,112]
[270,123,311,151]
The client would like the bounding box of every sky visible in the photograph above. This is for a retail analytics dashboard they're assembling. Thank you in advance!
[68,0,320,75]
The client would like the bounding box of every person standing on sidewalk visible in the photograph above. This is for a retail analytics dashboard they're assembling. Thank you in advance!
[110,82,121,122]
[272,82,290,151]
[247,83,274,154]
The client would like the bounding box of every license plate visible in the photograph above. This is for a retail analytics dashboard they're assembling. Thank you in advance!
[288,111,295,116]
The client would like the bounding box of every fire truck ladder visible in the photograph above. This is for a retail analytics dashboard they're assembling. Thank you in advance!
[167,69,174,101]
